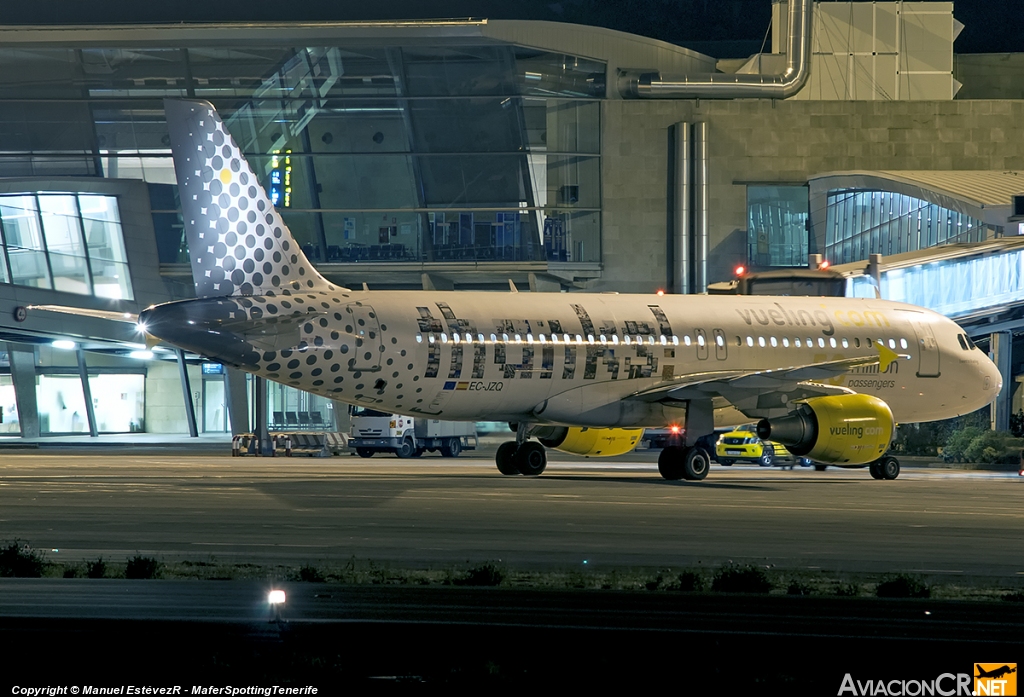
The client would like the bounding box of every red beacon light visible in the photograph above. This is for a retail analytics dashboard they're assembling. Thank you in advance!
[734,265,746,277]
[819,259,831,270]
[656,289,665,296]
[669,425,681,434]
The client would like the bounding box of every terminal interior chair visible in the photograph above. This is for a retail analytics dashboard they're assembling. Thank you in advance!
[285,411,299,428]
[272,411,285,429]
[298,411,311,428]
[310,411,325,429]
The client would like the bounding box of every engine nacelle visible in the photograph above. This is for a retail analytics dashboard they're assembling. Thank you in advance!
[756,394,894,466]
[534,426,644,457]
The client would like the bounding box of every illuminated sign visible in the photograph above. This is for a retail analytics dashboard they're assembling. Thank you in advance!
[269,150,292,207]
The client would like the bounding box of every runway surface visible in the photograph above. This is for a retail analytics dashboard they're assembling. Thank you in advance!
[1,451,1022,576]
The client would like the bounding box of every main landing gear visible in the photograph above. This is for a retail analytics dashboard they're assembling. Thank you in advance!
[495,440,547,476]
[868,455,900,480]
[657,445,711,481]
[495,424,548,476]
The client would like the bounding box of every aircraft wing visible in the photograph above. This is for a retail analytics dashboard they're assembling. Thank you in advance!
[629,350,909,419]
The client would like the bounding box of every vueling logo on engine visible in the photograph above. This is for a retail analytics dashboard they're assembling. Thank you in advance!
[829,425,885,439]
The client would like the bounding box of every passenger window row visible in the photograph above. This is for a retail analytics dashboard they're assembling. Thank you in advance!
[738,336,910,350]
[412,331,911,352]
[416,332,682,346]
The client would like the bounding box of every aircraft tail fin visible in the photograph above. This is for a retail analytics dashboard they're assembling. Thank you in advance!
[164,98,338,298]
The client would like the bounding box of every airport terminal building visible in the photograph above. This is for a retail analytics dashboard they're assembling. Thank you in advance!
[1,0,1023,437]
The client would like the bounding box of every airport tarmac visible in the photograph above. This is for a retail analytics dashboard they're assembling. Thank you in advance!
[0,450,1022,576]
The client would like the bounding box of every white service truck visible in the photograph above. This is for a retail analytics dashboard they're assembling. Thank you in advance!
[349,406,478,458]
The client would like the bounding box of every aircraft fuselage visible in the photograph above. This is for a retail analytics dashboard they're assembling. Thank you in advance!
[144,290,1000,428]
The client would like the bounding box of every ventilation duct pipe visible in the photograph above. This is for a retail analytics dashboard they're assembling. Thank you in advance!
[619,0,812,99]
[670,121,709,294]
[671,122,690,295]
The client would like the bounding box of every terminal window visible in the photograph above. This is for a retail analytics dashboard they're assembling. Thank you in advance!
[0,193,133,300]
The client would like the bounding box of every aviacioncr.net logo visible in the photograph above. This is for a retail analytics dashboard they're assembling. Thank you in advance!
[838,673,972,696]
[974,664,1016,696]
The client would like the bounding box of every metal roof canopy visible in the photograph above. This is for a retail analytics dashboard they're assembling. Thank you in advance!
[810,170,1024,229]
[0,20,716,77]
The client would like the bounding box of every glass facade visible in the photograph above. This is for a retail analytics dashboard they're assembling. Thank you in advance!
[0,193,133,299]
[35,373,145,435]
[267,380,336,430]
[0,374,17,434]
[825,190,986,265]
[0,43,604,270]
[747,186,809,267]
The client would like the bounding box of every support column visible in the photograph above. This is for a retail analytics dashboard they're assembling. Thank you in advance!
[76,348,98,437]
[175,349,198,437]
[331,399,351,434]
[7,343,39,439]
[990,331,1012,431]
[253,376,270,454]
[224,367,250,436]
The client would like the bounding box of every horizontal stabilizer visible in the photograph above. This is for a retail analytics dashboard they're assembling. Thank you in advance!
[26,305,138,323]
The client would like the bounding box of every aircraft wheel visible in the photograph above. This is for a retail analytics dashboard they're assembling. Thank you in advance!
[395,438,415,458]
[683,447,711,481]
[658,445,686,480]
[495,442,519,475]
[515,441,547,476]
[356,448,375,458]
[880,456,900,480]
[868,461,884,479]
[441,437,462,458]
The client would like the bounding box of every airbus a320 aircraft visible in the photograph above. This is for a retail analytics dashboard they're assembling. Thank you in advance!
[93,99,1007,480]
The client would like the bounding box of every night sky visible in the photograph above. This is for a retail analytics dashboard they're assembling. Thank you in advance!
[2,0,1022,54]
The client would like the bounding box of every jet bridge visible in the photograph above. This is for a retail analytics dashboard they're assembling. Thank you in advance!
[834,237,1024,430]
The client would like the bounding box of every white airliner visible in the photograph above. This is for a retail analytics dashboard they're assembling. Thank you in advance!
[82,100,1012,480]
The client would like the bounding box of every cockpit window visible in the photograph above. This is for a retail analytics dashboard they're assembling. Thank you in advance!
[965,335,977,350]
[957,334,968,351]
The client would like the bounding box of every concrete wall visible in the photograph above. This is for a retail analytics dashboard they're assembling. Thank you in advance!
[956,54,1024,100]
[144,360,199,434]
[598,98,1024,293]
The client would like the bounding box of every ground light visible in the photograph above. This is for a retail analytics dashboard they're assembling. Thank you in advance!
[268,589,286,622]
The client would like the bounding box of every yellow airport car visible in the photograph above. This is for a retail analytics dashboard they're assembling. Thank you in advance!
[715,429,793,467]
